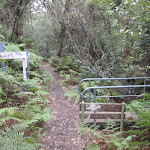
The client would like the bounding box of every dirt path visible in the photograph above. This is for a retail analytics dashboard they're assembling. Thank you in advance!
[43,62,91,150]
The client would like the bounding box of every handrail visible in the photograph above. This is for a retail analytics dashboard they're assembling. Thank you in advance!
[81,85,150,102]
[79,77,150,97]
[78,77,150,102]
[79,77,150,135]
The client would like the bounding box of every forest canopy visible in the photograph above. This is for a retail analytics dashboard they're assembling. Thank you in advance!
[0,0,150,150]
[0,0,150,77]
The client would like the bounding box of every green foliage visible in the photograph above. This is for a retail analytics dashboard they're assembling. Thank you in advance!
[1,0,149,149]
[49,55,60,68]
[79,80,124,103]
[0,24,5,40]
[49,56,81,86]
[64,86,80,104]
[0,71,23,104]
[18,36,35,49]
[29,52,43,70]
[41,70,55,91]
[0,42,54,149]
[0,0,31,42]
[86,143,101,150]
[24,12,56,57]
[82,120,133,150]
[127,98,150,148]
[50,55,82,73]
[81,97,150,150]
[0,43,43,74]
[58,56,71,71]
[0,124,38,150]
[100,120,132,150]
[0,34,5,40]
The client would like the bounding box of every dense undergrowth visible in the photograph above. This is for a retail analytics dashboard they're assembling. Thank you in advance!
[49,55,150,150]
[0,42,54,150]
[0,42,149,149]
[0,0,150,149]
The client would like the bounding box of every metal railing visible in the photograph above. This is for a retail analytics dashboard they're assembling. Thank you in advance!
[78,77,150,102]
[79,77,150,137]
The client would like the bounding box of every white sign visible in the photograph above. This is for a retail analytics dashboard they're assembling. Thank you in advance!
[0,52,26,59]
[0,52,28,81]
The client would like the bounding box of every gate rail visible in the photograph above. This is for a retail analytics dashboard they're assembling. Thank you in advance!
[79,77,150,136]
[79,77,150,102]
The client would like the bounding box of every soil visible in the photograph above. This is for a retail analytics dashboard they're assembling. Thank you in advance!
[42,62,91,150]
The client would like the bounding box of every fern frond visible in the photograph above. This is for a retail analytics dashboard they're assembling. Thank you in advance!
[86,143,100,150]
[0,107,18,116]
[30,71,42,78]
[35,90,49,97]
[0,124,37,150]
[27,97,48,104]
[68,69,79,76]
[25,107,54,125]
[26,78,43,91]
[80,82,89,91]
[65,89,80,104]
[12,92,35,98]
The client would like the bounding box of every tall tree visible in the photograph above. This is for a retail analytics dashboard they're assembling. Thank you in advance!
[53,0,71,56]
[0,0,30,42]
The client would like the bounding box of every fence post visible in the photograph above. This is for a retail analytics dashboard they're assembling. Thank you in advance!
[89,80,91,102]
[143,78,146,100]
[94,88,96,126]
[120,102,125,138]
[0,42,5,72]
[81,93,85,138]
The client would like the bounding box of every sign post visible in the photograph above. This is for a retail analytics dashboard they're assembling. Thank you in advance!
[0,42,30,91]
[24,50,30,91]
[0,42,5,71]
[26,50,30,79]
[0,51,28,81]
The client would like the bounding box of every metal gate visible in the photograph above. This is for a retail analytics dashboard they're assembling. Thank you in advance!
[78,77,150,135]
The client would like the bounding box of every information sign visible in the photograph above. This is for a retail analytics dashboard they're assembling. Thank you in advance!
[0,51,28,81]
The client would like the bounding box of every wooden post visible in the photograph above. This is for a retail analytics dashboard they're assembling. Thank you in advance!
[23,57,27,92]
[24,50,30,92]
[26,50,30,79]
[0,42,5,71]
[22,58,27,81]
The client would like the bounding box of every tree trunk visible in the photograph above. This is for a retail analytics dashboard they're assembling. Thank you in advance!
[10,17,19,41]
[57,22,66,56]
[56,0,71,56]
[10,0,30,42]
[125,1,131,58]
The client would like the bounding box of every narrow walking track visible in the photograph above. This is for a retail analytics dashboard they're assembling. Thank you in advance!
[43,62,91,150]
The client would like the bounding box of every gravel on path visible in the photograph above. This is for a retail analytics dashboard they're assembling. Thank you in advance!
[42,62,91,150]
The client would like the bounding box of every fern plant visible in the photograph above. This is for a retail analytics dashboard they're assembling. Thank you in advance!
[0,41,55,149]
[0,124,39,150]
[49,55,81,86]
[64,86,80,104]
[0,34,5,40]
[127,97,150,149]
[101,120,133,150]
[81,120,133,150]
